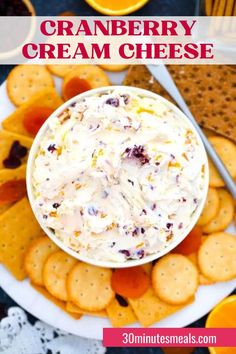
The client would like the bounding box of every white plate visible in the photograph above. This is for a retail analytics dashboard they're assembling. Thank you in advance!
[0,71,235,340]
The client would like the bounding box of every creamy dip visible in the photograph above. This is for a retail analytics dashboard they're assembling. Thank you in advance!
[32,89,206,262]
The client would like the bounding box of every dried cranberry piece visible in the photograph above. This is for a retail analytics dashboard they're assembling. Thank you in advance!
[128,179,134,186]
[52,203,60,209]
[119,249,131,258]
[88,206,98,216]
[115,294,128,307]
[9,141,27,159]
[141,209,147,215]
[125,145,150,165]
[105,98,119,107]
[121,94,130,105]
[166,223,173,229]
[132,145,145,158]
[132,227,139,236]
[137,249,145,259]
[47,144,56,153]
[3,156,21,169]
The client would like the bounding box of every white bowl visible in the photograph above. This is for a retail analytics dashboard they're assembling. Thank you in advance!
[27,86,209,268]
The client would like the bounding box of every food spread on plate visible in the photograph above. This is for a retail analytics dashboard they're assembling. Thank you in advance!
[0,64,235,328]
[32,89,206,262]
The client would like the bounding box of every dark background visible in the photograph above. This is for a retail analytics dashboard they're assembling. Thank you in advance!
[0,1,232,353]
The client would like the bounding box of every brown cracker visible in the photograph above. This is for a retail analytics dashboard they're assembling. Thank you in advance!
[197,188,220,226]
[31,284,81,319]
[43,251,77,301]
[106,297,137,327]
[225,0,235,15]
[212,0,220,15]
[216,0,227,15]
[198,232,236,281]
[0,130,33,169]
[152,254,199,305]
[0,198,44,280]
[203,189,234,233]
[123,65,236,142]
[0,164,26,215]
[62,65,110,100]
[3,88,63,137]
[67,262,115,311]
[24,236,58,286]
[128,287,190,327]
[7,65,54,106]
[208,136,236,187]
[66,301,107,318]
[205,0,213,15]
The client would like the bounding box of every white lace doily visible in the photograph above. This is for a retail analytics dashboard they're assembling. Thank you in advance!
[0,307,106,354]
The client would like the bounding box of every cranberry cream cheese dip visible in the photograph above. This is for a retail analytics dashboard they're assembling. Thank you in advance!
[29,87,208,265]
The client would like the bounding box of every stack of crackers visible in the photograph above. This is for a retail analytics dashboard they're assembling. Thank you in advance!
[0,64,235,328]
[123,65,236,143]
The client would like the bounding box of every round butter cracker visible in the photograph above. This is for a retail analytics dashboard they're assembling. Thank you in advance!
[187,251,214,285]
[198,232,236,282]
[47,65,76,78]
[99,64,129,72]
[197,188,220,226]
[7,65,54,106]
[67,262,114,311]
[203,189,234,234]
[43,250,77,301]
[199,274,215,286]
[152,254,199,305]
[24,236,58,285]
[62,65,110,101]
[208,136,236,187]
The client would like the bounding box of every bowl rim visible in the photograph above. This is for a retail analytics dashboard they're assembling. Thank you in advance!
[27,85,209,268]
[0,1,36,60]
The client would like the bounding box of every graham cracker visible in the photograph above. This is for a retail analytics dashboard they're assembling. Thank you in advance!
[123,65,236,143]
[0,198,43,280]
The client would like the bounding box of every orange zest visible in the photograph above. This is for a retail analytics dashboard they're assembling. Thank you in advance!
[111,266,150,299]
[23,106,54,136]
[173,226,202,255]
[63,77,91,101]
[0,179,27,205]
[206,295,236,354]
